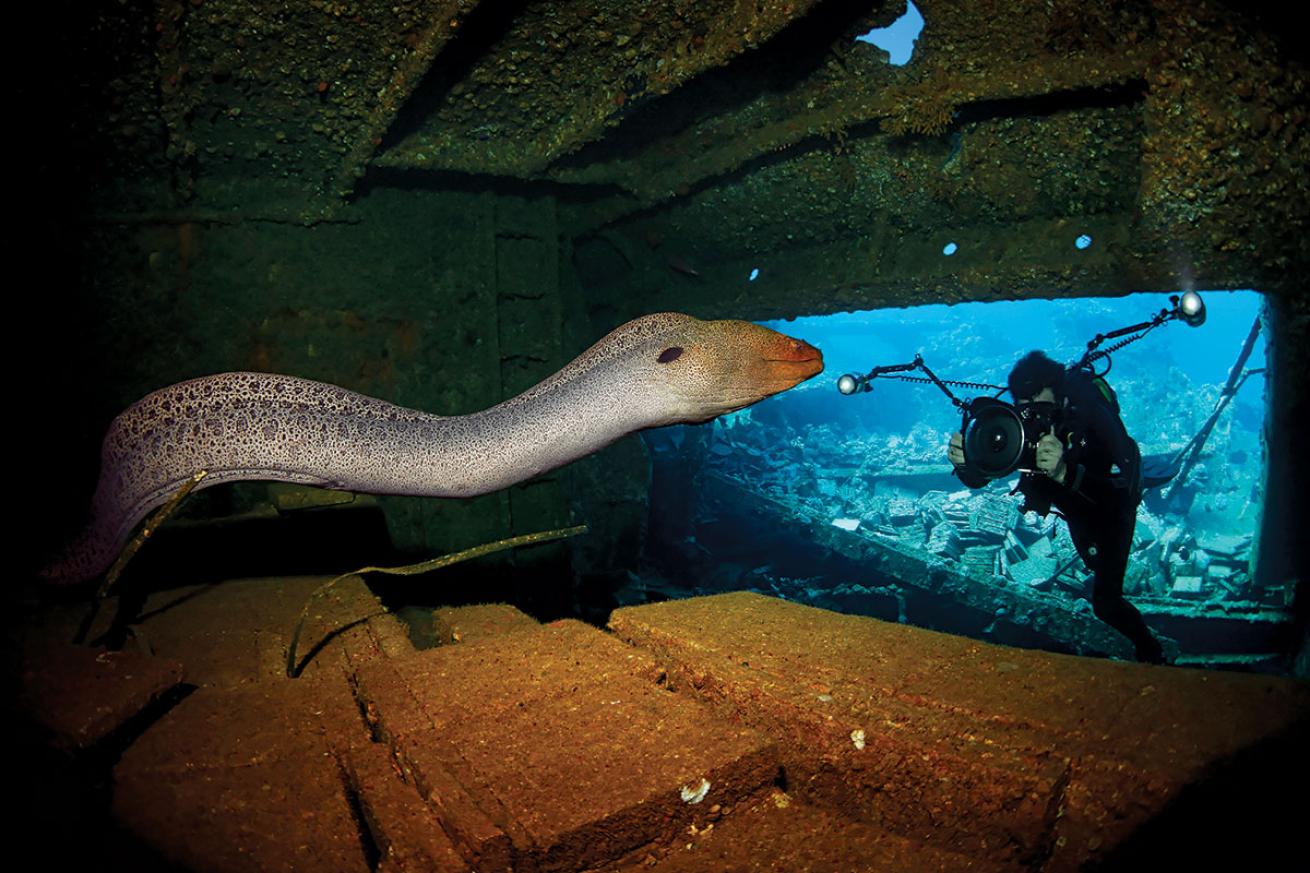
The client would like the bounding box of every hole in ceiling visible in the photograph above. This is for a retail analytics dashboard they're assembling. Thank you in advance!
[855,1,925,66]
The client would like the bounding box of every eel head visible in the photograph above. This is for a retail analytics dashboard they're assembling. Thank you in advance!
[623,313,824,425]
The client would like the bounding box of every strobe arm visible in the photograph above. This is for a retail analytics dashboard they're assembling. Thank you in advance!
[836,357,923,395]
[836,355,971,411]
[1075,290,1207,370]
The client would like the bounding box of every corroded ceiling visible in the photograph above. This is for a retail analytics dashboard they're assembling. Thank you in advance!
[40,0,1308,306]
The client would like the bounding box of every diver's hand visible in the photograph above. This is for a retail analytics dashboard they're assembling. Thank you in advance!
[947,432,966,467]
[1035,426,1067,483]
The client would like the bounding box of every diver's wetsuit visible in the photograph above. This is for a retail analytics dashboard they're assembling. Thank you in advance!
[957,370,1165,663]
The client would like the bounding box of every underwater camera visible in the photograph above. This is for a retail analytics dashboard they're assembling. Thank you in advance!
[836,291,1207,481]
[959,397,1071,479]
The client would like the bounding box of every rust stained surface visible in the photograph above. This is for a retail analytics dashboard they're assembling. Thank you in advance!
[13,643,184,753]
[431,601,543,645]
[340,735,472,872]
[18,582,1305,871]
[643,795,1016,873]
[102,575,411,687]
[113,678,371,873]
[354,619,781,870]
[609,592,1310,871]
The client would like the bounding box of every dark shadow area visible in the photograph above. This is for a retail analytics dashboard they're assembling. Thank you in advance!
[1215,0,1310,66]
[7,682,197,873]
[380,0,539,149]
[1087,714,1310,871]
[107,503,395,589]
[952,79,1147,127]
[368,541,586,632]
[354,164,632,206]
[289,615,375,679]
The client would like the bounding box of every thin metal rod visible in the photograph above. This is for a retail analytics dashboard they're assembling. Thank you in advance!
[98,470,209,601]
[1165,316,1263,506]
[285,524,589,678]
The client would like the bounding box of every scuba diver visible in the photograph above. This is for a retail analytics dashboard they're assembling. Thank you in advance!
[946,351,1167,664]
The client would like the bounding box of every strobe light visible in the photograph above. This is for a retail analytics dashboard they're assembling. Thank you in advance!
[1177,289,1206,327]
[837,373,866,395]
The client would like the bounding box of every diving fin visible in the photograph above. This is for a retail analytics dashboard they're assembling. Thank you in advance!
[1141,452,1183,490]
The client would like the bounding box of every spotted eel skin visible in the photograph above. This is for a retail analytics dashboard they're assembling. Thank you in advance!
[43,313,822,584]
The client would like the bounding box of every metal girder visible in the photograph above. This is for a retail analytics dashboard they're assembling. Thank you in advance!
[372,0,839,178]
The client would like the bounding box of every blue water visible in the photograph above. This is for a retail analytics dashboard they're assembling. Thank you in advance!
[755,290,1266,444]
[644,289,1277,660]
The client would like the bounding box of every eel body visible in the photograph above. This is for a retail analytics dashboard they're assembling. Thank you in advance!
[44,313,822,584]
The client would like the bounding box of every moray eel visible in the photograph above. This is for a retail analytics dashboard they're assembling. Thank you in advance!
[43,313,822,585]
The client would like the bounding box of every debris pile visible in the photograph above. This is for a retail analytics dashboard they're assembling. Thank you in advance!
[691,415,1271,611]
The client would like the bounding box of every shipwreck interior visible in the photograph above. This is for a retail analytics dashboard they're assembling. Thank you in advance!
[11,1,1310,871]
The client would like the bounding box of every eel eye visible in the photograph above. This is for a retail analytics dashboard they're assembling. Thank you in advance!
[657,346,684,364]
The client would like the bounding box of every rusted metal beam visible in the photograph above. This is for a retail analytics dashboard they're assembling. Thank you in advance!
[374,0,836,177]
[330,1,479,200]
[556,53,1147,219]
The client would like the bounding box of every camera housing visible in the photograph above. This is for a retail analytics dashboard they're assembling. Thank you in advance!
[961,397,1066,480]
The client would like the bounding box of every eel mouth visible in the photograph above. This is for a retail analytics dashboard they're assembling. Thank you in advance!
[762,335,824,390]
